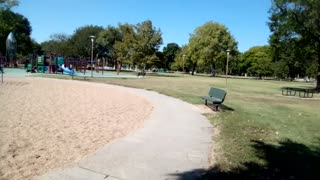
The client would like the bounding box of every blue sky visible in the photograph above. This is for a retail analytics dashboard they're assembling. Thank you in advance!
[13,0,272,52]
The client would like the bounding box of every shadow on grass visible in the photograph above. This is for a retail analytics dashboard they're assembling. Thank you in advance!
[170,139,320,180]
[220,104,234,111]
[203,104,234,112]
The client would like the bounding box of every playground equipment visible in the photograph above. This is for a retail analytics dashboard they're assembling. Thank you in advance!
[5,32,17,68]
[26,53,65,74]
[64,58,97,75]
[24,52,106,77]
[58,64,75,75]
[26,54,37,72]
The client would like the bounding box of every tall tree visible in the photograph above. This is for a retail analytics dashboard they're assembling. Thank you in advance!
[269,0,320,89]
[41,33,72,56]
[113,23,136,74]
[162,43,180,70]
[69,25,104,58]
[133,20,162,70]
[240,46,273,78]
[171,45,192,72]
[96,25,121,67]
[241,46,273,79]
[187,21,238,75]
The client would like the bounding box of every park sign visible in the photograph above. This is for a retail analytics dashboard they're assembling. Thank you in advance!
[6,32,17,67]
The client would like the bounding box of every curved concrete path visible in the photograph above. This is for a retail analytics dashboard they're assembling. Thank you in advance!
[36,84,213,180]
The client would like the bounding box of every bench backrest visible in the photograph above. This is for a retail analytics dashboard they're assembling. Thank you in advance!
[208,87,227,102]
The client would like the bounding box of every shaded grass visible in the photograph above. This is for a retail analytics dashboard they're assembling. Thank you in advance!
[36,73,320,179]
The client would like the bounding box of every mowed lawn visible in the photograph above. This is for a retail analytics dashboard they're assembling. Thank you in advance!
[41,73,320,179]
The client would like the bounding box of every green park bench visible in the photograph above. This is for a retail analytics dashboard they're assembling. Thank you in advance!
[201,87,227,111]
[281,87,314,98]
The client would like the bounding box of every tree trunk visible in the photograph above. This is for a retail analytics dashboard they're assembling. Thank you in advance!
[317,71,320,92]
[191,63,197,75]
[317,50,320,92]
[211,63,216,77]
[116,61,122,75]
[116,61,120,75]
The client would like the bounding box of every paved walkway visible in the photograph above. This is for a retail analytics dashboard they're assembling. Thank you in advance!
[36,84,213,180]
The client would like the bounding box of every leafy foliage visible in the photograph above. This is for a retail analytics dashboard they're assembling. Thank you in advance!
[0,10,32,56]
[240,46,273,78]
[269,0,320,88]
[96,20,162,73]
[41,33,72,56]
[96,25,121,63]
[133,20,162,69]
[174,22,238,75]
[113,23,136,72]
[162,43,180,70]
[68,25,104,58]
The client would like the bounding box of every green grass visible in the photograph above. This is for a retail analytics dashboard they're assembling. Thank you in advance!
[37,72,320,179]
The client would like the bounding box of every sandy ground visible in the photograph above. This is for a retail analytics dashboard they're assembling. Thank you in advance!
[0,78,153,180]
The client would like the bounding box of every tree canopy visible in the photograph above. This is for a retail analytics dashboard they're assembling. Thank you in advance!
[269,0,320,89]
[41,33,73,56]
[162,43,180,70]
[174,22,238,75]
[240,46,273,78]
[133,20,162,69]
[69,25,104,58]
[0,10,32,56]
[96,20,162,73]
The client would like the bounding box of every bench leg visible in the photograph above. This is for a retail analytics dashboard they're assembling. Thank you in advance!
[205,99,207,105]
[309,92,314,98]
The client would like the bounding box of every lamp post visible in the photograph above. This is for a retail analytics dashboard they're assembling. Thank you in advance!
[89,35,96,78]
[226,49,231,86]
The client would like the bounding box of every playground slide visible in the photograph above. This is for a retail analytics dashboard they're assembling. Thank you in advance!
[60,64,75,75]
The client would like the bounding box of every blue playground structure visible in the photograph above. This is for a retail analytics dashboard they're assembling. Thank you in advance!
[58,64,75,75]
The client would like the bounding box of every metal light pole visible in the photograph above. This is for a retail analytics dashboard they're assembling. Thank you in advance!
[89,35,95,78]
[226,49,231,86]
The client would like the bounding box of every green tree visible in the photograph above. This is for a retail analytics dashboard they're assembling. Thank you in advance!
[273,60,290,79]
[171,45,191,72]
[162,43,180,70]
[186,22,238,75]
[133,20,162,70]
[269,0,320,89]
[113,23,136,74]
[270,37,309,79]
[240,46,273,78]
[0,10,32,56]
[96,25,121,67]
[31,39,43,55]
[41,33,72,56]
[69,25,104,58]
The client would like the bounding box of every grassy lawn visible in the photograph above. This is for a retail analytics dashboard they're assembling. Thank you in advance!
[38,73,320,179]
